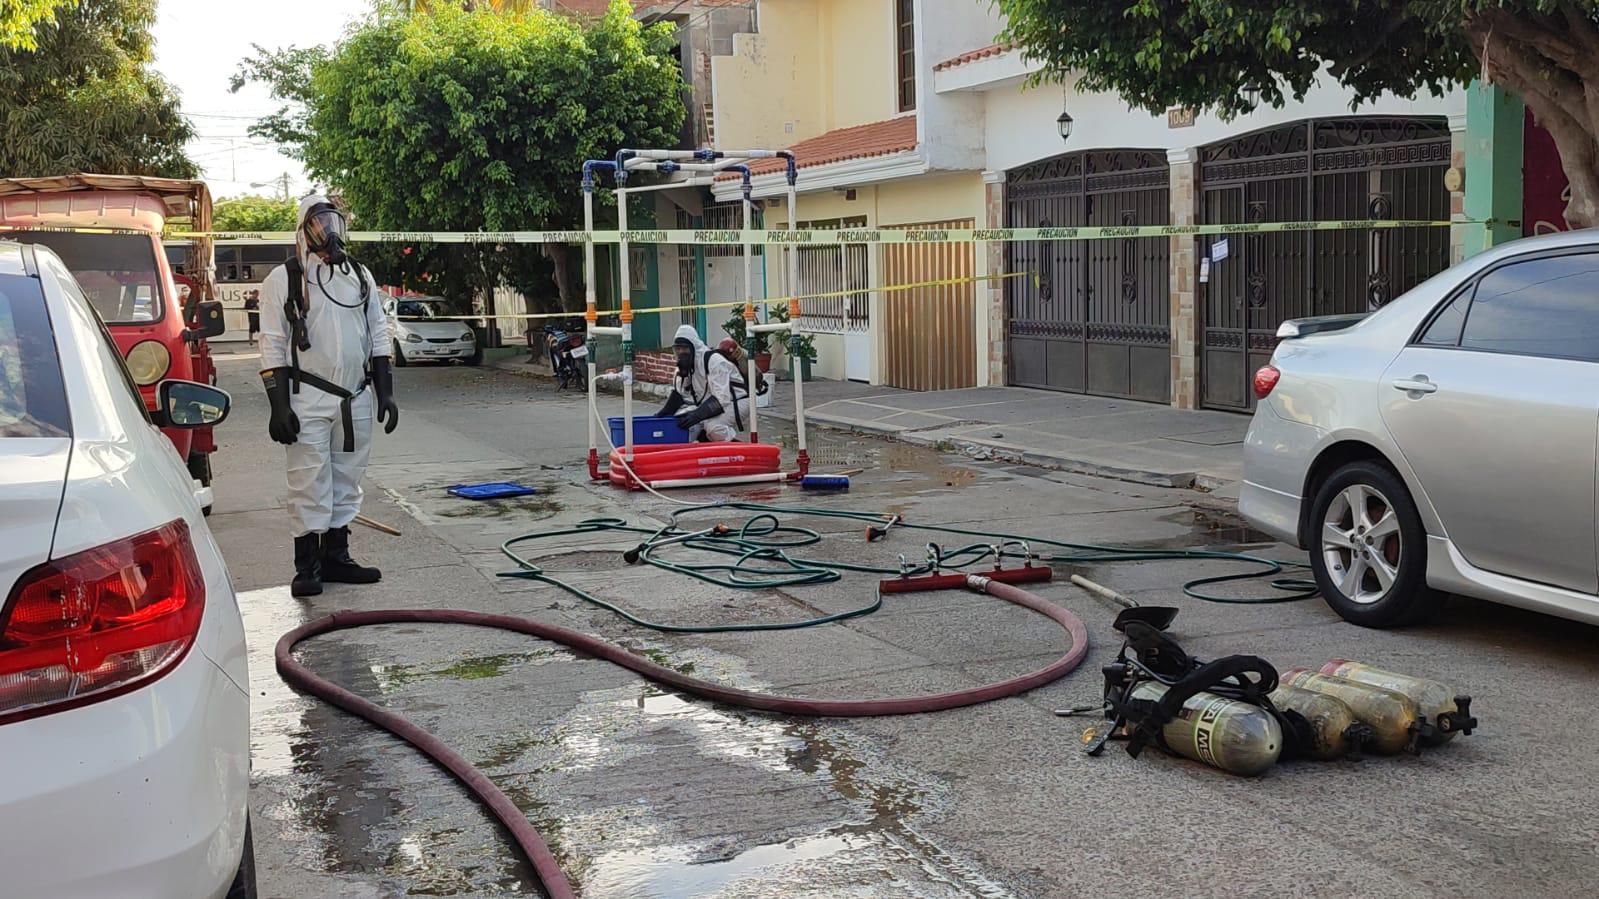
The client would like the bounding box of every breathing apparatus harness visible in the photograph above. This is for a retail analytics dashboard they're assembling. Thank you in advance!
[1082,607,1339,764]
[281,204,374,452]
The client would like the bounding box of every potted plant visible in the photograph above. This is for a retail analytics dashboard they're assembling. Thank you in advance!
[766,305,817,380]
[723,310,773,373]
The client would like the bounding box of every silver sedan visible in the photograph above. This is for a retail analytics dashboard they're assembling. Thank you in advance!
[1241,229,1599,627]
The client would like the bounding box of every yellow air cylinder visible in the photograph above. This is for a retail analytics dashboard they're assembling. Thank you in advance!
[1321,660,1473,745]
[1280,669,1420,755]
[1268,682,1371,760]
[1128,681,1282,776]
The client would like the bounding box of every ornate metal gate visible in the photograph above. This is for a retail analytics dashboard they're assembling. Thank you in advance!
[1005,150,1171,403]
[1199,117,1451,410]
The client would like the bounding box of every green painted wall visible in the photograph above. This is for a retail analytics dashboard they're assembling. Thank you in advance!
[1463,80,1525,254]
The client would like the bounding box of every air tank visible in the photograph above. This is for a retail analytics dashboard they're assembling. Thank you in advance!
[1320,660,1474,745]
[1268,682,1372,760]
[1128,681,1282,776]
[1281,668,1419,755]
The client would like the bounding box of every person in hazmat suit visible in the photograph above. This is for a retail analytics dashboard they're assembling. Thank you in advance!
[258,196,399,597]
[656,324,752,442]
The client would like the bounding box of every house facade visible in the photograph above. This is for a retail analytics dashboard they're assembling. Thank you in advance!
[639,1,1525,410]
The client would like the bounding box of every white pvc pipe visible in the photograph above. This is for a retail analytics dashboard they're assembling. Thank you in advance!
[583,187,598,462]
[787,181,806,458]
[743,187,758,444]
[588,326,624,336]
[617,186,634,463]
[750,322,792,335]
[647,472,791,490]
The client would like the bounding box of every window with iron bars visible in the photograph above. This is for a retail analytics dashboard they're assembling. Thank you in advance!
[794,217,869,334]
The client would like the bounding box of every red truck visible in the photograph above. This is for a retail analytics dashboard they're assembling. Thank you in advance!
[0,174,226,502]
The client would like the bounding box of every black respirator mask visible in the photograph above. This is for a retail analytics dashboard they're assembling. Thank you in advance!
[303,204,350,267]
[674,341,696,376]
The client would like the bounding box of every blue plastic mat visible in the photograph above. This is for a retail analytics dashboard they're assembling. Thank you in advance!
[447,482,539,500]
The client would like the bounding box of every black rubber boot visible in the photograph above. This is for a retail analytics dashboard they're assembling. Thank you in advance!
[320,525,382,584]
[291,533,323,597]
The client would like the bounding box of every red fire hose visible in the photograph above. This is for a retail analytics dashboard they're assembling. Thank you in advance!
[274,575,1088,899]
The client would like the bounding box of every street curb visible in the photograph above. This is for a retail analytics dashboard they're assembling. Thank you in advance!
[808,412,1204,490]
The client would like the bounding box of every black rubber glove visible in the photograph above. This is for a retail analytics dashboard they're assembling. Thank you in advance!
[675,395,723,430]
[372,355,399,434]
[261,367,299,445]
[656,390,685,418]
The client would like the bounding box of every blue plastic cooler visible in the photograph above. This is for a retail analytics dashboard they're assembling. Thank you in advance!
[609,415,691,446]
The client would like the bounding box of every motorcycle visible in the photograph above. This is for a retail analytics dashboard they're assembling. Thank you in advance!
[543,320,589,390]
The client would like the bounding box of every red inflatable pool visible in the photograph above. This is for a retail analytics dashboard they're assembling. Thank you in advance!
[607,441,782,489]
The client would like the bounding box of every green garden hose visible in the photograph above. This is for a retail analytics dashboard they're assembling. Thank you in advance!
[497,502,1318,634]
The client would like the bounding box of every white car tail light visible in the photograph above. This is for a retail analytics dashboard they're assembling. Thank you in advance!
[0,520,205,724]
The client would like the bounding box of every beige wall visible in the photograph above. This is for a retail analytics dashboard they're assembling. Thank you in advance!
[818,0,898,132]
[712,0,901,152]
[711,0,820,149]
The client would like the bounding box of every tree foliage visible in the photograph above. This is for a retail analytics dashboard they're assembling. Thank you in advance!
[214,195,299,231]
[997,1,1599,227]
[0,0,196,178]
[233,0,684,310]
[0,0,77,50]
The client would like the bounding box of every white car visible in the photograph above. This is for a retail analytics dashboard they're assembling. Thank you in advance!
[0,241,253,897]
[1241,229,1599,629]
[385,295,480,365]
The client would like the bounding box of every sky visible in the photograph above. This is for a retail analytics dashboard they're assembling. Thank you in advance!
[152,0,373,199]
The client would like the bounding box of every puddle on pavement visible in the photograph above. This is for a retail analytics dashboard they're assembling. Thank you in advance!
[370,650,570,690]
[1152,507,1277,548]
[248,583,1015,897]
[776,429,983,495]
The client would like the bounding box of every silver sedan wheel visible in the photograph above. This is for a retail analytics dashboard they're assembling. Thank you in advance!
[1320,483,1403,605]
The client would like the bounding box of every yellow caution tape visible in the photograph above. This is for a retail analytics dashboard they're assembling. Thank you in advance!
[146,219,1483,245]
[5,218,1486,245]
[408,271,1030,324]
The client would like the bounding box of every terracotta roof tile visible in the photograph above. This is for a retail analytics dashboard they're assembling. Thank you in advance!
[932,41,1015,72]
[717,115,918,179]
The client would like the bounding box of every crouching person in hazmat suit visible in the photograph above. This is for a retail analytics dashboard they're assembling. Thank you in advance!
[656,324,752,442]
[258,196,400,597]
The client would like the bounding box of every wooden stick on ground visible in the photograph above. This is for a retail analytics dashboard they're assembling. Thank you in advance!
[353,513,402,537]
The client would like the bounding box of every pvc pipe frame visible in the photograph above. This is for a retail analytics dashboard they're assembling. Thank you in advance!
[581,148,807,486]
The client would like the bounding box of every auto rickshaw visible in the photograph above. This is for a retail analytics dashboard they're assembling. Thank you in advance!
[0,174,226,501]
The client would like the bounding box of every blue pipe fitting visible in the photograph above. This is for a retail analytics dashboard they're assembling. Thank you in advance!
[777,151,797,186]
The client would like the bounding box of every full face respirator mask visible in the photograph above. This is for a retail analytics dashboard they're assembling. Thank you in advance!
[303,204,350,267]
[674,340,696,377]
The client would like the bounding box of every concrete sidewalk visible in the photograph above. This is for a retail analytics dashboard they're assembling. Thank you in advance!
[490,350,1246,491]
[799,381,1248,491]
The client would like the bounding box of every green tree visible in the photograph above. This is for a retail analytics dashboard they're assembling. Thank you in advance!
[996,1,1599,227]
[214,194,299,231]
[1,0,77,50]
[0,0,196,178]
[233,0,684,313]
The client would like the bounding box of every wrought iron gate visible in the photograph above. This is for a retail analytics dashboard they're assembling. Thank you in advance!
[1199,117,1451,410]
[1005,149,1171,403]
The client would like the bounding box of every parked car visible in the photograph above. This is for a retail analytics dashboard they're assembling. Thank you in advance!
[384,295,481,365]
[0,241,253,898]
[1241,230,1599,628]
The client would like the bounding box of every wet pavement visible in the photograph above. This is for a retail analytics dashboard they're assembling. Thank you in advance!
[204,356,1599,898]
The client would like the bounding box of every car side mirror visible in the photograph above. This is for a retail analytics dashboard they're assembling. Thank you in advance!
[156,380,231,428]
[189,300,226,340]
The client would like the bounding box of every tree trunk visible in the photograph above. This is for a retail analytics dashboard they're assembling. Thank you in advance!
[542,242,580,312]
[1466,9,1599,229]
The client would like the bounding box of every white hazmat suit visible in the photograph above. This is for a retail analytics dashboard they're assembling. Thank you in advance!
[259,196,391,537]
[669,324,750,443]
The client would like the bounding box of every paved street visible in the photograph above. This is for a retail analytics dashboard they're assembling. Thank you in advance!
[209,353,1599,899]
